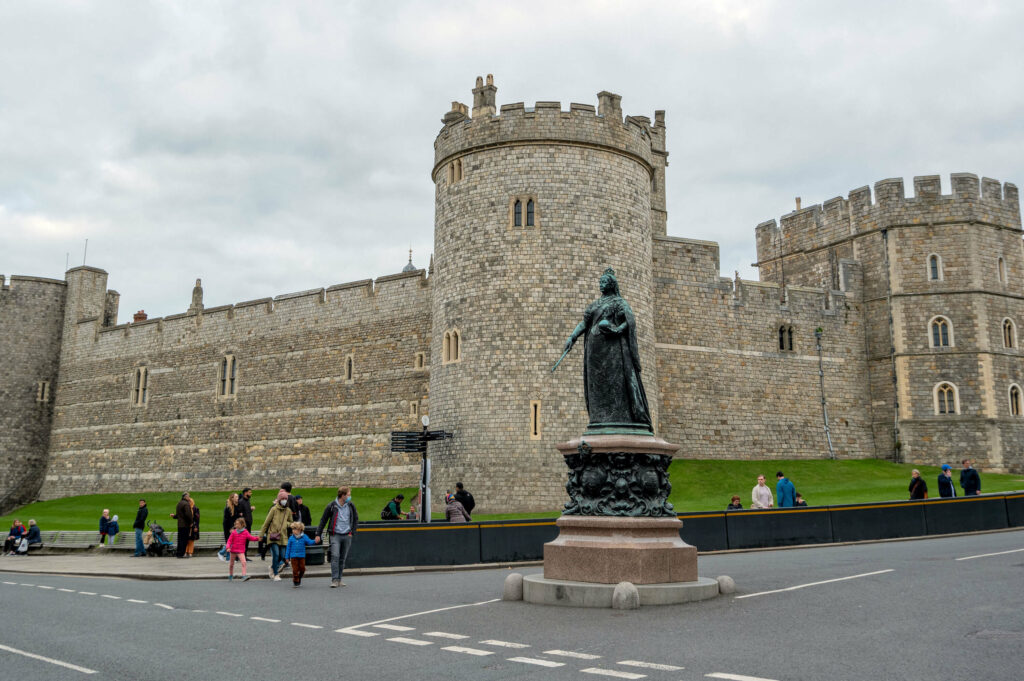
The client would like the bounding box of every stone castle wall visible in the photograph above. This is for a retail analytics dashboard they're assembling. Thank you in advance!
[0,275,66,513]
[39,269,431,499]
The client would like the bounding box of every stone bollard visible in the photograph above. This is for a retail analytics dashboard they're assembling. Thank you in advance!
[716,575,736,595]
[611,581,640,610]
[503,572,524,601]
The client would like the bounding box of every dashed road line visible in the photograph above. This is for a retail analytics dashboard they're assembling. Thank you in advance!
[481,639,530,648]
[582,668,646,679]
[126,599,147,604]
[546,650,602,659]
[2,581,17,585]
[216,611,244,617]
[373,624,415,631]
[337,628,378,637]
[192,609,208,613]
[442,646,493,656]
[20,583,35,587]
[706,673,779,681]
[734,569,894,599]
[251,616,281,623]
[424,631,469,639]
[618,660,684,671]
[508,656,565,668]
[78,591,97,596]
[291,623,323,629]
[0,643,97,675]
[36,585,55,590]
[154,603,174,610]
[387,636,433,646]
[956,547,1024,561]
[101,594,121,600]
[58,588,76,593]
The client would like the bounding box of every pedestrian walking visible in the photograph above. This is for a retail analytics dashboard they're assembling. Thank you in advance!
[444,493,471,522]
[260,490,293,581]
[776,472,796,508]
[185,498,200,557]
[751,475,774,509]
[238,487,255,558]
[909,469,928,500]
[171,493,193,558]
[454,482,475,515]
[98,509,111,546]
[285,522,316,587]
[960,459,982,496]
[315,486,359,588]
[295,495,312,526]
[132,500,148,557]
[224,518,259,582]
[280,481,300,521]
[937,464,957,498]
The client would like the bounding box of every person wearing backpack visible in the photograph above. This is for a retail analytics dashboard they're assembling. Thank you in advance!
[381,494,406,520]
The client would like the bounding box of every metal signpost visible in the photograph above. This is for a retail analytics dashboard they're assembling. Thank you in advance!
[389,415,452,523]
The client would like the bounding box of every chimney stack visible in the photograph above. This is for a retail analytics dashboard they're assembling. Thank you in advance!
[133,310,148,322]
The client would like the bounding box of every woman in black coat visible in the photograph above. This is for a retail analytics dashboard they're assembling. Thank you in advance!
[222,493,240,541]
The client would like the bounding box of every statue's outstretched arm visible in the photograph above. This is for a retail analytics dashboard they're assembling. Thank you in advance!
[565,321,586,352]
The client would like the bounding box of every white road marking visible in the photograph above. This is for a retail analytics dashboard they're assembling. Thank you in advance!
[546,649,602,659]
[154,603,174,610]
[424,631,470,639]
[481,639,530,648]
[373,624,416,631]
[36,585,55,590]
[956,547,1024,561]
[387,636,433,646]
[2,581,16,585]
[251,617,281,623]
[442,646,493,656]
[20,583,35,587]
[216,611,244,617]
[58,588,76,593]
[291,623,323,629]
[336,628,378,637]
[734,569,894,599]
[706,673,779,681]
[618,660,684,671]
[192,610,207,613]
[0,643,97,675]
[126,599,147,603]
[508,657,564,668]
[581,668,646,679]
[78,591,97,596]
[101,594,121,599]
[343,598,500,634]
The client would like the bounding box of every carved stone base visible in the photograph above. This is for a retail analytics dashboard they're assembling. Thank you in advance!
[543,516,698,585]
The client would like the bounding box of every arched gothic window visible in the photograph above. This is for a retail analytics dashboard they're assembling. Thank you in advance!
[930,317,951,348]
[998,257,1007,284]
[526,199,535,227]
[345,355,354,382]
[132,367,149,406]
[778,325,794,352]
[1004,319,1016,348]
[219,355,237,396]
[928,254,941,281]
[934,382,959,415]
[1010,385,1022,417]
[513,200,522,227]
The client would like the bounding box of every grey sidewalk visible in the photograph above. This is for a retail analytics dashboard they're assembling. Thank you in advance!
[0,553,539,581]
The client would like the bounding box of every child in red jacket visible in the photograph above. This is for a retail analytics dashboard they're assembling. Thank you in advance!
[225,518,260,581]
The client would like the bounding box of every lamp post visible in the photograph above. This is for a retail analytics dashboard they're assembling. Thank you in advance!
[815,327,836,460]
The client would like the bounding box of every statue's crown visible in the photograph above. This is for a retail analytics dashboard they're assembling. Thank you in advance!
[603,267,615,277]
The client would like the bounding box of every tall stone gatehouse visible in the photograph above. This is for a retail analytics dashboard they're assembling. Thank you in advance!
[1,76,1021,514]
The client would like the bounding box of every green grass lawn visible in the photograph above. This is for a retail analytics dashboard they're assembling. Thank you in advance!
[3,459,1022,531]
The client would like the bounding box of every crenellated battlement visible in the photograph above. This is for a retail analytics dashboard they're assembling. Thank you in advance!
[756,173,1021,267]
[433,76,662,180]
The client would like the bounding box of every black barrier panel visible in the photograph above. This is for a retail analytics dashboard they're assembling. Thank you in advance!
[678,512,729,552]
[726,508,833,549]
[479,519,558,563]
[346,522,481,568]
[829,501,927,543]
[923,495,1009,535]
[1005,493,1024,528]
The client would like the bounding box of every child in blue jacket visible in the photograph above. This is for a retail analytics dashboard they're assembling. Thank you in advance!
[285,522,316,587]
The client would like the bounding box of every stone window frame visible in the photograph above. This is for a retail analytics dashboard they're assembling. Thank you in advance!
[443,329,462,364]
[344,354,355,383]
[447,158,463,185]
[508,195,539,229]
[410,401,419,418]
[1003,318,1016,349]
[998,256,1007,285]
[131,367,149,407]
[530,400,542,440]
[414,352,426,370]
[928,315,954,348]
[778,324,794,352]
[218,354,238,399]
[933,382,960,416]
[1009,384,1022,417]
[35,380,51,404]
[927,253,944,282]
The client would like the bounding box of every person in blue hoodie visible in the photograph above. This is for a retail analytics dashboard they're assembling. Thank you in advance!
[107,515,120,545]
[776,471,796,508]
[937,464,957,498]
[284,522,316,587]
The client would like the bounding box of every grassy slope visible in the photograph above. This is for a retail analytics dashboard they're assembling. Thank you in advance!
[3,460,1022,529]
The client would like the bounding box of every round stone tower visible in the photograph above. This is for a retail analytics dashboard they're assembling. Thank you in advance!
[429,76,664,512]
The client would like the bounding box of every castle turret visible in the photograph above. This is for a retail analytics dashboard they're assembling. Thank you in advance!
[429,77,666,511]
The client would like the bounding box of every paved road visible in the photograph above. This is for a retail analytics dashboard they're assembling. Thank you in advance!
[2,530,1023,681]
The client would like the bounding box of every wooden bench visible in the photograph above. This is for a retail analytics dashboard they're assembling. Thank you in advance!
[49,530,98,549]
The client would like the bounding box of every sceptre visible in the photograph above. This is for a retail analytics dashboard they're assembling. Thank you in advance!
[552,345,572,372]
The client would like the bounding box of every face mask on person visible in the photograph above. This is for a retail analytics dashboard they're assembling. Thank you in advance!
[279,500,287,507]
[346,496,352,503]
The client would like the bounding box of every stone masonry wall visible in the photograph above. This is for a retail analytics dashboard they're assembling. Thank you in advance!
[0,275,66,513]
[39,270,431,499]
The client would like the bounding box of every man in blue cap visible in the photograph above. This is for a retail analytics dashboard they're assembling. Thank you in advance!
[937,464,957,498]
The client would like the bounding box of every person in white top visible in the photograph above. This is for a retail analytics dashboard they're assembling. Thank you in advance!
[751,474,774,509]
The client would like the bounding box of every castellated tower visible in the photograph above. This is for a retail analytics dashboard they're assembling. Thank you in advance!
[0,274,68,513]
[755,174,1023,472]
[430,76,665,512]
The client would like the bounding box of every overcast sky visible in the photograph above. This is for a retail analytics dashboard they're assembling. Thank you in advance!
[2,1,1023,319]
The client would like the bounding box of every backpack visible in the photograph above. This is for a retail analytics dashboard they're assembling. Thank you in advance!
[380,501,398,520]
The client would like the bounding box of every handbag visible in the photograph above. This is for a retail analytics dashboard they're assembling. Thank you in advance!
[268,532,281,542]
